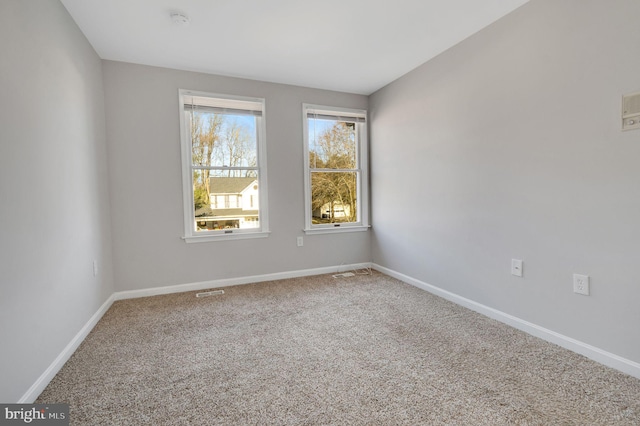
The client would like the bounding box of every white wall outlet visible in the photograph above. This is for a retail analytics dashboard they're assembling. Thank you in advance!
[296,236,303,247]
[573,274,590,295]
[93,260,98,277]
[511,259,523,277]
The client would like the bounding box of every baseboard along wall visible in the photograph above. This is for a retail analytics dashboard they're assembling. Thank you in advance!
[21,262,640,402]
[19,294,116,403]
[18,263,367,402]
[113,263,372,301]
[372,264,640,380]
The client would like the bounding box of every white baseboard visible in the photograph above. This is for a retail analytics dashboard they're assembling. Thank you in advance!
[372,263,640,380]
[23,263,370,402]
[113,263,371,301]
[19,294,116,403]
[27,260,636,404]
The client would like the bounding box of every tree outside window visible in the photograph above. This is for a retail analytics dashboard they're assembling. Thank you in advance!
[180,91,268,241]
[303,105,368,233]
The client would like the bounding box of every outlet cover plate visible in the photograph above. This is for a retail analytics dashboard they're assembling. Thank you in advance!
[511,259,523,277]
[573,274,590,296]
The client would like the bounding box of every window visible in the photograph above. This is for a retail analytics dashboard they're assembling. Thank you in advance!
[303,104,369,234]
[179,90,269,242]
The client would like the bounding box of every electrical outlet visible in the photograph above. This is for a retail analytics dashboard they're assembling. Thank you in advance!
[296,236,303,247]
[573,274,589,296]
[511,259,523,277]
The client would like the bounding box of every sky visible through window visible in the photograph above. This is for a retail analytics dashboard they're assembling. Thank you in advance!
[309,118,335,153]
[190,111,257,171]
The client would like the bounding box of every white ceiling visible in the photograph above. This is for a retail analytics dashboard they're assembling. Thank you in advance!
[61,0,529,95]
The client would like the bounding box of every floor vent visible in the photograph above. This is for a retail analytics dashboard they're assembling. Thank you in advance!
[196,290,225,298]
[332,272,355,278]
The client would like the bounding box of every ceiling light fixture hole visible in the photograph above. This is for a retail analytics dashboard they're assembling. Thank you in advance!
[170,13,190,25]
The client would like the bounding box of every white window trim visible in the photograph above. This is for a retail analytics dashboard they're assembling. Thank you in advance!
[302,103,370,235]
[179,89,269,243]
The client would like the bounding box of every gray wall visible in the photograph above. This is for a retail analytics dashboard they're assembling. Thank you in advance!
[370,0,640,363]
[4,0,637,403]
[0,0,114,402]
[102,61,370,292]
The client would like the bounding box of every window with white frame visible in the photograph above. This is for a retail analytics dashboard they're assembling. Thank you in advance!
[303,104,369,234]
[179,90,269,242]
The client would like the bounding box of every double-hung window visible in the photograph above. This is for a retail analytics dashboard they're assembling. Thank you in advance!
[303,104,369,234]
[179,90,269,242]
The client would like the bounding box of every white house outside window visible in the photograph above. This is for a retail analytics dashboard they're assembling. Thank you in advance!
[179,90,269,242]
[303,104,369,234]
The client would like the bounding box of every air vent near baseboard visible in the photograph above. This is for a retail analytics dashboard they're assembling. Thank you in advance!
[196,290,225,297]
[622,91,640,131]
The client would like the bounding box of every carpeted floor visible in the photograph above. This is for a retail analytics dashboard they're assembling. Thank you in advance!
[37,271,640,425]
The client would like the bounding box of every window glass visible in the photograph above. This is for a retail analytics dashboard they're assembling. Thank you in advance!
[303,105,368,233]
[180,91,268,241]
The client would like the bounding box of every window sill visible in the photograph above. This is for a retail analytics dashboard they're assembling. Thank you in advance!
[303,225,369,235]
[183,231,270,243]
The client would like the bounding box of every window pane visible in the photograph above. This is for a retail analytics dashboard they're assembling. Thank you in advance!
[310,171,357,224]
[308,119,356,169]
[189,111,257,168]
[193,171,260,232]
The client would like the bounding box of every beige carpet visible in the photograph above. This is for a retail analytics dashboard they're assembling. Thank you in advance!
[37,271,640,425]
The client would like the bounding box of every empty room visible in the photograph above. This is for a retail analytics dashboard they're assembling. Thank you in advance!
[1,0,639,424]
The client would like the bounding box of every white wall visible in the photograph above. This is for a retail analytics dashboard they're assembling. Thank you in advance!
[7,0,637,403]
[103,62,370,292]
[370,0,640,364]
[0,0,114,402]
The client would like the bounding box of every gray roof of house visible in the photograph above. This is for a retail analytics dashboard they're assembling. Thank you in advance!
[208,177,257,194]
[195,207,259,218]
